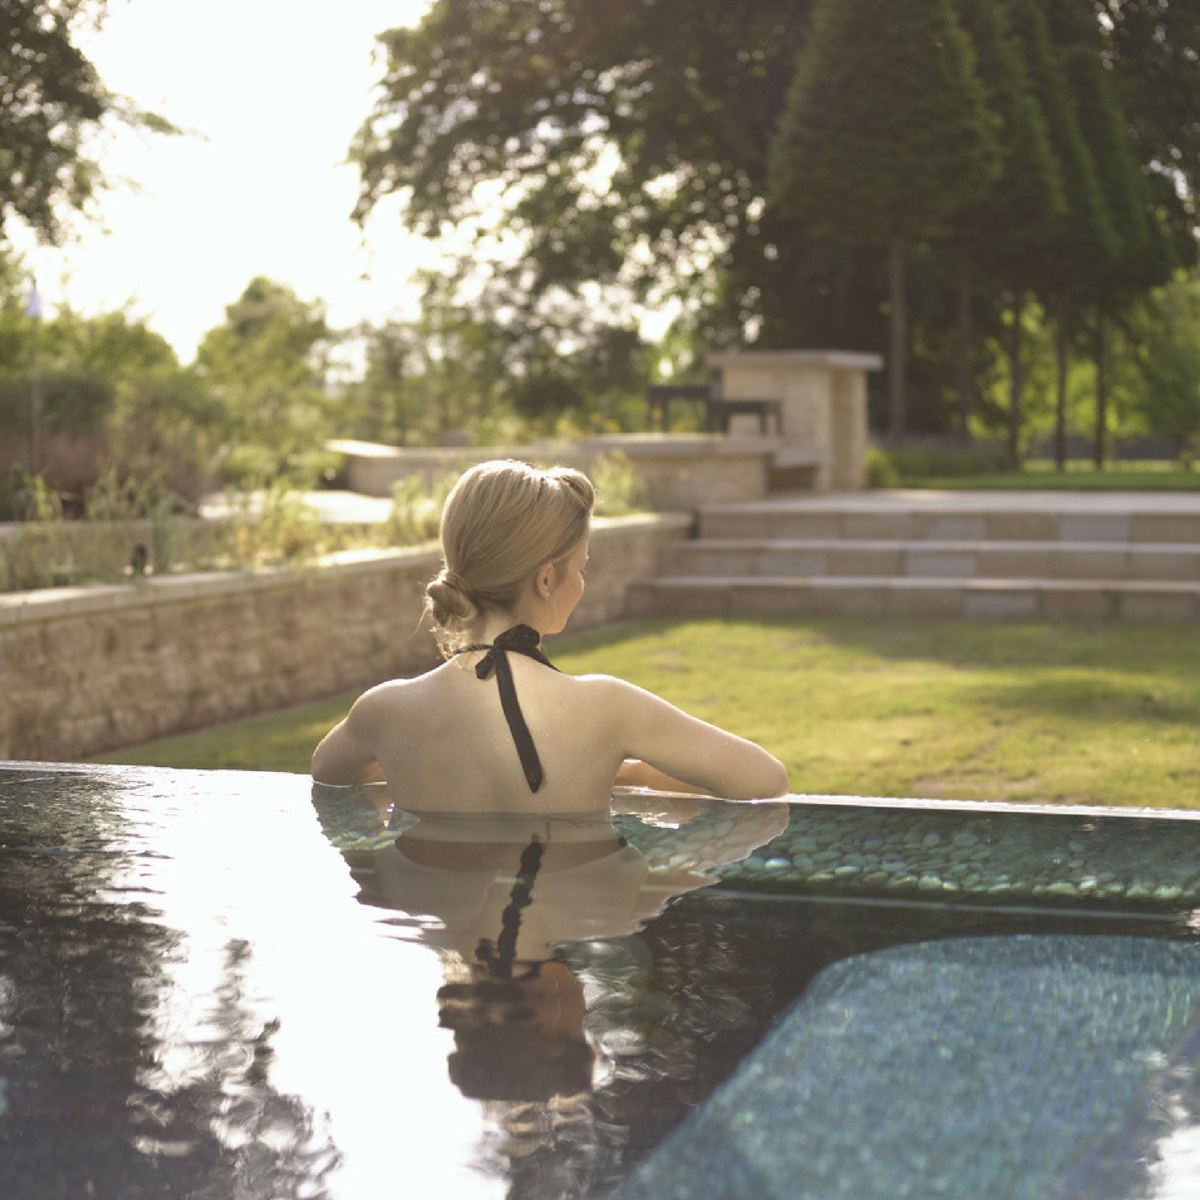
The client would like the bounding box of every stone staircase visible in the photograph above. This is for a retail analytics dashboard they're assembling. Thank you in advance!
[626,490,1200,621]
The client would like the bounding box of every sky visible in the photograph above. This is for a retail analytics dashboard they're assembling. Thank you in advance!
[14,0,438,363]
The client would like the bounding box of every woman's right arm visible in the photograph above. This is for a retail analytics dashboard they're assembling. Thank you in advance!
[600,677,789,801]
[311,691,385,785]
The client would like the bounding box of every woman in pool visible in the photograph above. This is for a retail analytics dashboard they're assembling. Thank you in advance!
[311,459,788,810]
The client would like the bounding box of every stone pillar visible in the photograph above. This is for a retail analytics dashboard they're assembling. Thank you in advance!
[708,350,882,491]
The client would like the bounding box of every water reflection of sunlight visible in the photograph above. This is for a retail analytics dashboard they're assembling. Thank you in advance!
[107,772,508,1199]
[1152,1125,1200,1199]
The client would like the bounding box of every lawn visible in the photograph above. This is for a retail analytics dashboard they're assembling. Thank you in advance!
[94,617,1200,810]
[893,459,1200,491]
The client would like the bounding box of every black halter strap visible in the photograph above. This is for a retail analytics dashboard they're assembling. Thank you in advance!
[475,836,545,980]
[461,624,557,792]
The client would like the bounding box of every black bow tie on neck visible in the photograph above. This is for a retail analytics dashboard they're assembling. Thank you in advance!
[470,624,557,792]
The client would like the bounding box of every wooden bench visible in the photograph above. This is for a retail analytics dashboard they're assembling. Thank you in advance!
[647,384,782,436]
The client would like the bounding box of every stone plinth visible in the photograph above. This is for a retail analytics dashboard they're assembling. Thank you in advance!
[708,351,882,491]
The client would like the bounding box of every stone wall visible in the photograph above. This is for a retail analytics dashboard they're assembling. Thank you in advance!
[0,512,690,763]
[330,433,777,510]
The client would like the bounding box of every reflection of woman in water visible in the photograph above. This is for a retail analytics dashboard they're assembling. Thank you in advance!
[314,788,788,1104]
[312,459,788,810]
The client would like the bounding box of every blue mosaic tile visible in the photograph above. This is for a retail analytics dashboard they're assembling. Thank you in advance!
[608,936,1200,1200]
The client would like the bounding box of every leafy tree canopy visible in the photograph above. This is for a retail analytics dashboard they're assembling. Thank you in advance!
[1123,269,1200,450]
[0,290,178,436]
[354,0,813,333]
[1099,0,1200,214]
[196,276,332,390]
[356,0,1198,334]
[194,277,336,482]
[0,0,175,245]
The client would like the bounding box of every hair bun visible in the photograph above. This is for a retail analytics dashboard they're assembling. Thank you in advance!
[426,568,476,625]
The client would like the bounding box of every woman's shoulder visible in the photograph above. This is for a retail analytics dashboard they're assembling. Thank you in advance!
[561,670,660,716]
[568,670,653,698]
[564,669,628,694]
[350,663,455,721]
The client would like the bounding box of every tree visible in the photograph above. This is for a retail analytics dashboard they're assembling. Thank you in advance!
[946,0,1064,436]
[194,278,336,483]
[353,0,816,365]
[1100,0,1200,230]
[102,370,226,502]
[1056,41,1148,466]
[386,272,511,443]
[1123,271,1200,456]
[0,286,210,499]
[975,0,1108,463]
[767,0,1001,435]
[38,306,177,379]
[338,320,418,446]
[0,297,179,441]
[354,0,1200,441]
[0,0,173,244]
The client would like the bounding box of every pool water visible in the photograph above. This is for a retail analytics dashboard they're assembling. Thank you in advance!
[1,764,1199,1199]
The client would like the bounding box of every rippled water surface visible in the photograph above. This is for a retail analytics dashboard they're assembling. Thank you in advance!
[2,765,1199,1200]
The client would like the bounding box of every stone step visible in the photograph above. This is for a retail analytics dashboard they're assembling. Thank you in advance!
[658,538,1200,583]
[627,576,1200,623]
[698,493,1200,545]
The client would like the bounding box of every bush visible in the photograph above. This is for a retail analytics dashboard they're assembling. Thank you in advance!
[590,451,646,515]
[383,474,457,546]
[870,441,1010,483]
[216,480,328,566]
[865,445,901,488]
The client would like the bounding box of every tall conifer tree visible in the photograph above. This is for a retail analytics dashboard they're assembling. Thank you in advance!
[948,0,1064,436]
[768,0,1000,435]
[995,0,1114,463]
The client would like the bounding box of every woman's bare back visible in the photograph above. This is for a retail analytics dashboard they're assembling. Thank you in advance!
[349,654,631,813]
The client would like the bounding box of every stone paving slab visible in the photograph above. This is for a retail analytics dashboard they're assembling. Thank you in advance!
[711,489,1200,514]
[659,538,1200,581]
[699,491,1200,543]
[628,575,1200,622]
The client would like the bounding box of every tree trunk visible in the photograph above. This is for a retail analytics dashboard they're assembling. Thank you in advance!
[887,241,907,439]
[1054,306,1070,471]
[955,248,973,439]
[1007,295,1023,467]
[1093,312,1108,468]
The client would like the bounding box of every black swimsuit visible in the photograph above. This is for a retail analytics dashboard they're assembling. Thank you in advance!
[461,624,558,793]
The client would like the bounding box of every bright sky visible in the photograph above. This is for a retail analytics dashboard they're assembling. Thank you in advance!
[15,0,437,363]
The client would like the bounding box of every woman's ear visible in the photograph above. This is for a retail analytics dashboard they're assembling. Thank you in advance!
[534,561,557,600]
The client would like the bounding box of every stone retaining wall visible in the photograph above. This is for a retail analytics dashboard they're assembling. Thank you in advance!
[331,434,778,509]
[0,513,690,763]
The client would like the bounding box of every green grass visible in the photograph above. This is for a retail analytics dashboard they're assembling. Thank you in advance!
[92,694,357,774]
[894,459,1200,492]
[94,617,1200,809]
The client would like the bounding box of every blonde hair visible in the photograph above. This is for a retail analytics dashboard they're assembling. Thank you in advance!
[425,460,595,654]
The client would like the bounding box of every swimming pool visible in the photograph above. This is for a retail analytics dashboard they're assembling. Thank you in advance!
[1,762,1198,1198]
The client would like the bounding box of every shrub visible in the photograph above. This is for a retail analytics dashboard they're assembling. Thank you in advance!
[875,441,1010,482]
[590,451,647,515]
[865,445,901,488]
[383,473,457,546]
